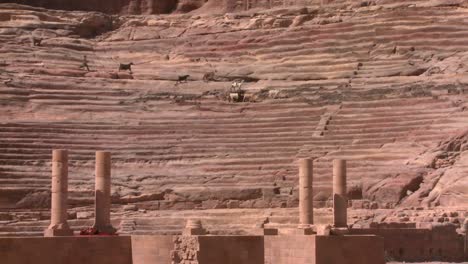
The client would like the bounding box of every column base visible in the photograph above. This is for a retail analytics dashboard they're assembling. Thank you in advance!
[44,228,74,237]
[331,227,350,236]
[93,225,117,235]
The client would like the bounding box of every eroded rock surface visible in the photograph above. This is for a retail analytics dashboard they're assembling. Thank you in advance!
[0,1,467,235]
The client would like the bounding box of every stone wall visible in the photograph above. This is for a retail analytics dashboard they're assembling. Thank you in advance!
[0,236,132,264]
[264,235,385,264]
[315,235,385,264]
[172,235,264,264]
[131,235,174,264]
[264,235,316,264]
[350,225,465,262]
[172,236,201,263]
[0,234,389,264]
[198,236,265,264]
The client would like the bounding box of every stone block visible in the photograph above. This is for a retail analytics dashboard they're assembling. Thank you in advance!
[251,228,278,236]
[44,228,74,237]
[279,227,316,235]
[0,236,132,264]
[265,234,384,264]
[131,236,173,264]
[316,225,332,236]
[315,235,385,264]
[183,228,206,236]
[196,236,264,264]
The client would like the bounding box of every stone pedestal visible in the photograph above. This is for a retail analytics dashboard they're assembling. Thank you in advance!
[44,149,73,237]
[333,159,347,228]
[93,151,116,234]
[183,219,206,235]
[299,158,314,228]
[330,227,350,236]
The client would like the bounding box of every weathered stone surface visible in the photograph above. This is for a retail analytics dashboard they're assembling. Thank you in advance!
[0,0,467,238]
[77,211,94,219]
[15,191,51,208]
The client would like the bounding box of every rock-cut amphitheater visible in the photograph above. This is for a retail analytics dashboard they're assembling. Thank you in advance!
[0,0,467,263]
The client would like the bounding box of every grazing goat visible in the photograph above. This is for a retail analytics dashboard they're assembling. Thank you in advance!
[231,79,244,92]
[119,62,134,73]
[176,75,190,84]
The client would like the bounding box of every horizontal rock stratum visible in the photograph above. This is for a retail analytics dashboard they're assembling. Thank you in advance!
[1,0,255,14]
[0,1,467,235]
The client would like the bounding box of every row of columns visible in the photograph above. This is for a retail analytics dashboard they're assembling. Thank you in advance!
[44,150,115,237]
[44,152,345,235]
[299,158,347,228]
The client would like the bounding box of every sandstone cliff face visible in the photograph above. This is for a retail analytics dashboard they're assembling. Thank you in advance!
[0,0,381,14]
[2,0,180,14]
[0,1,467,235]
[1,0,232,14]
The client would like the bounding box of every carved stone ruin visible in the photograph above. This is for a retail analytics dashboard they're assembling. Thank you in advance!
[93,151,116,234]
[183,219,206,235]
[44,149,73,237]
[296,158,316,235]
[333,159,347,228]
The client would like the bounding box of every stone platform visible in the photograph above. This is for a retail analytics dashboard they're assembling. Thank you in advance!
[265,235,385,264]
[0,236,132,264]
[0,234,384,264]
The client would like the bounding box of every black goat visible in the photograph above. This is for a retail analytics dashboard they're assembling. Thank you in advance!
[175,75,190,84]
[119,62,134,73]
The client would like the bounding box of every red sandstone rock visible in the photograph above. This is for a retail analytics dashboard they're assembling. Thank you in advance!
[0,1,466,239]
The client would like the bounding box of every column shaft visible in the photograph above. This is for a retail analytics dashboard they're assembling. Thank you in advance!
[299,158,313,226]
[93,151,115,233]
[333,159,347,228]
[45,149,72,236]
[464,220,468,261]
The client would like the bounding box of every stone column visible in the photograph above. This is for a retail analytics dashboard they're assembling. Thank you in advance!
[333,159,347,228]
[44,149,73,237]
[299,158,314,227]
[93,151,116,234]
[463,219,468,261]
